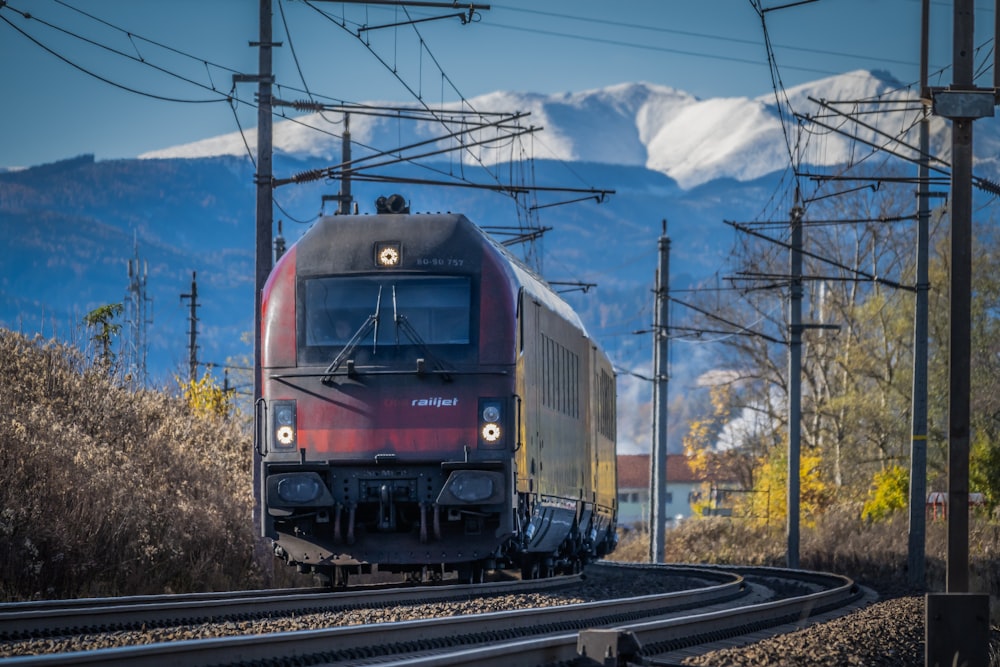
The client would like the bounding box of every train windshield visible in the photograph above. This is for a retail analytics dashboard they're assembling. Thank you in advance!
[302,275,472,352]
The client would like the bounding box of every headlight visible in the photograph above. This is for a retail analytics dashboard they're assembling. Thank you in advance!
[478,398,505,448]
[267,472,334,508]
[277,475,321,503]
[481,423,502,442]
[452,474,494,502]
[375,241,402,267]
[272,400,296,449]
[275,404,294,425]
[437,470,504,505]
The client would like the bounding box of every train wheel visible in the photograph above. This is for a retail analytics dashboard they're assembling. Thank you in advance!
[334,566,349,588]
[313,568,333,588]
[520,558,539,580]
[458,562,486,584]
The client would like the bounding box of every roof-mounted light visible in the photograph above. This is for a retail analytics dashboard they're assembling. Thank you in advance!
[375,241,401,268]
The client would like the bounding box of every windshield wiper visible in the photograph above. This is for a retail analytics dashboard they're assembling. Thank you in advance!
[322,286,382,382]
[392,285,452,382]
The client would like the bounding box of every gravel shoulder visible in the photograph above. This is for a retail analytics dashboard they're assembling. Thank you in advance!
[679,591,999,667]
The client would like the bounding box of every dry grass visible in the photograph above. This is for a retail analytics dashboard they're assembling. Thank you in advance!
[0,330,265,600]
[610,503,1000,621]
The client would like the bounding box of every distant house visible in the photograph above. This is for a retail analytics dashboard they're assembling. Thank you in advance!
[926,491,986,520]
[616,453,739,529]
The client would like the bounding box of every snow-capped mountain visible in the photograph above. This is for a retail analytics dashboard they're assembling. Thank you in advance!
[142,69,958,189]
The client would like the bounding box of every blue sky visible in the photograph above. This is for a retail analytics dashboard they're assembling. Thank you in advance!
[0,0,971,168]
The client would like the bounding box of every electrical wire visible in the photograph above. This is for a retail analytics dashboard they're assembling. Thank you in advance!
[494,4,921,68]
[0,9,226,104]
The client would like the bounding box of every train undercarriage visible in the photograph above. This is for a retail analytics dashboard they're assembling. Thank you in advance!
[267,464,614,586]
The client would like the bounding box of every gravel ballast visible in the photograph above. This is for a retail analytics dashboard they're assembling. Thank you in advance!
[2,569,995,665]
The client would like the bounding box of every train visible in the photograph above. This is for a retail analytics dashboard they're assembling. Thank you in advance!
[256,195,618,585]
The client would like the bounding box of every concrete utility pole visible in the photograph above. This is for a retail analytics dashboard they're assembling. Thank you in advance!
[649,221,670,563]
[339,113,353,214]
[906,108,930,588]
[942,0,980,599]
[923,1,993,665]
[180,271,199,383]
[242,0,276,575]
[252,0,275,403]
[786,197,803,570]
[907,0,932,591]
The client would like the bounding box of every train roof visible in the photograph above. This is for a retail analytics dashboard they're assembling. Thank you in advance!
[293,211,591,338]
[481,224,591,337]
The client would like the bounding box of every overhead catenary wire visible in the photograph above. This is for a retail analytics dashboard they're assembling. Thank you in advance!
[496,3,927,71]
[300,2,513,186]
[725,219,915,292]
[0,6,228,104]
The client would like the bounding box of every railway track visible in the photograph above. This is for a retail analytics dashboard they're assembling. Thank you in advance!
[0,575,584,640]
[0,562,866,666]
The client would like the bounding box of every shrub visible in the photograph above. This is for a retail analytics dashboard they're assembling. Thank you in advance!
[0,329,263,600]
[178,372,234,419]
[861,465,909,522]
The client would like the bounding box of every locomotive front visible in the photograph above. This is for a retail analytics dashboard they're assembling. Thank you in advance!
[258,210,519,583]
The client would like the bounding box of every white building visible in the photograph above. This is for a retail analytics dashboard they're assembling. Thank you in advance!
[616,453,739,530]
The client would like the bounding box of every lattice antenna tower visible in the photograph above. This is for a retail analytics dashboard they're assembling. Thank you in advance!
[124,233,153,387]
[180,271,200,383]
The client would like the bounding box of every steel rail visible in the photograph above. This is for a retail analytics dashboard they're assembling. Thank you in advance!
[0,573,582,640]
[0,586,328,613]
[0,565,746,666]
[346,565,864,667]
[343,566,857,667]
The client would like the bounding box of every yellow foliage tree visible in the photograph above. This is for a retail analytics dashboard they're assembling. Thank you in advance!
[683,384,734,517]
[683,383,760,518]
[177,372,233,419]
[860,464,909,522]
[684,384,736,477]
[735,444,830,528]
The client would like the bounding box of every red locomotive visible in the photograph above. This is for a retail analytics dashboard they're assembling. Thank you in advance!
[257,196,618,584]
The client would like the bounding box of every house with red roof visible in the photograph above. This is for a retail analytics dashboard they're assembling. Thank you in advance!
[616,453,739,529]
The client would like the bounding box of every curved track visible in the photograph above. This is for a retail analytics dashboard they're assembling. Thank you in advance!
[0,562,866,666]
[0,575,582,641]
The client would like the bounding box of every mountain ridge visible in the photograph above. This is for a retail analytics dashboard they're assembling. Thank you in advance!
[140,69,958,189]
